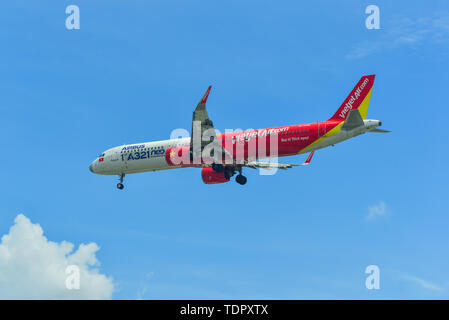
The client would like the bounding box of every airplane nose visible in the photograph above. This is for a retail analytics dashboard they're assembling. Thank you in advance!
[89,162,94,173]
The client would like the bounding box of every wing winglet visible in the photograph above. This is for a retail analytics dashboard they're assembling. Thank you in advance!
[300,151,314,166]
[200,86,212,104]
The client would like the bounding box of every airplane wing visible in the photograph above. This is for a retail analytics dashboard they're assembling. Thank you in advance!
[191,86,214,141]
[245,151,315,169]
[245,161,299,170]
[190,86,232,161]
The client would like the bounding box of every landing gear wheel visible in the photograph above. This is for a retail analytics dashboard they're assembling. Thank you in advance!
[235,174,247,185]
[117,173,125,190]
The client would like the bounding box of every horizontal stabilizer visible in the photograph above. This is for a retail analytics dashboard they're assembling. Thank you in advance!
[341,109,364,130]
[369,128,391,133]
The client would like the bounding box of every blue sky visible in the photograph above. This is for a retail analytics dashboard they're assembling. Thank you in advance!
[0,0,448,299]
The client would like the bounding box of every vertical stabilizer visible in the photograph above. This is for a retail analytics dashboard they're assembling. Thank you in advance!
[329,75,375,121]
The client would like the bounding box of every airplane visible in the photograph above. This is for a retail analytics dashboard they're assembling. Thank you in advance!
[89,75,388,189]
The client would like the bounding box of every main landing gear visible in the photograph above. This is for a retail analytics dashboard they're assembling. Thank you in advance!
[215,164,247,185]
[117,174,125,190]
[235,166,247,185]
[235,174,247,185]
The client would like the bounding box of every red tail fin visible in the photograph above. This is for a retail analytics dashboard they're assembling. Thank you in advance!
[329,75,375,121]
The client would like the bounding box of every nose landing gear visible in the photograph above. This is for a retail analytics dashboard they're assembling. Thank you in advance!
[117,174,125,190]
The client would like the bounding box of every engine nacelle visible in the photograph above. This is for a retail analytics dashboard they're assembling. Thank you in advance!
[201,167,230,184]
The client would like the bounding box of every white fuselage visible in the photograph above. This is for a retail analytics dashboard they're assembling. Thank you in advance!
[89,120,381,176]
[90,137,190,175]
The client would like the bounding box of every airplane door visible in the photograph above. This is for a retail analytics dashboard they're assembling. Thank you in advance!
[121,151,129,171]
[111,151,119,162]
[109,150,120,169]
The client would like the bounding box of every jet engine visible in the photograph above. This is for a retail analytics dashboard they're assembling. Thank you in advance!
[201,167,230,184]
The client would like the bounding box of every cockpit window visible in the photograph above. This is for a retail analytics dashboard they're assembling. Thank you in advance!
[99,153,105,157]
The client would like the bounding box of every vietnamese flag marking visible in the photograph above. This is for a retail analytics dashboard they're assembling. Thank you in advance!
[99,157,104,162]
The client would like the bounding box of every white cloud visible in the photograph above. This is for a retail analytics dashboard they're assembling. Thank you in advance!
[346,15,449,59]
[401,275,444,292]
[0,214,114,299]
[366,201,388,220]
